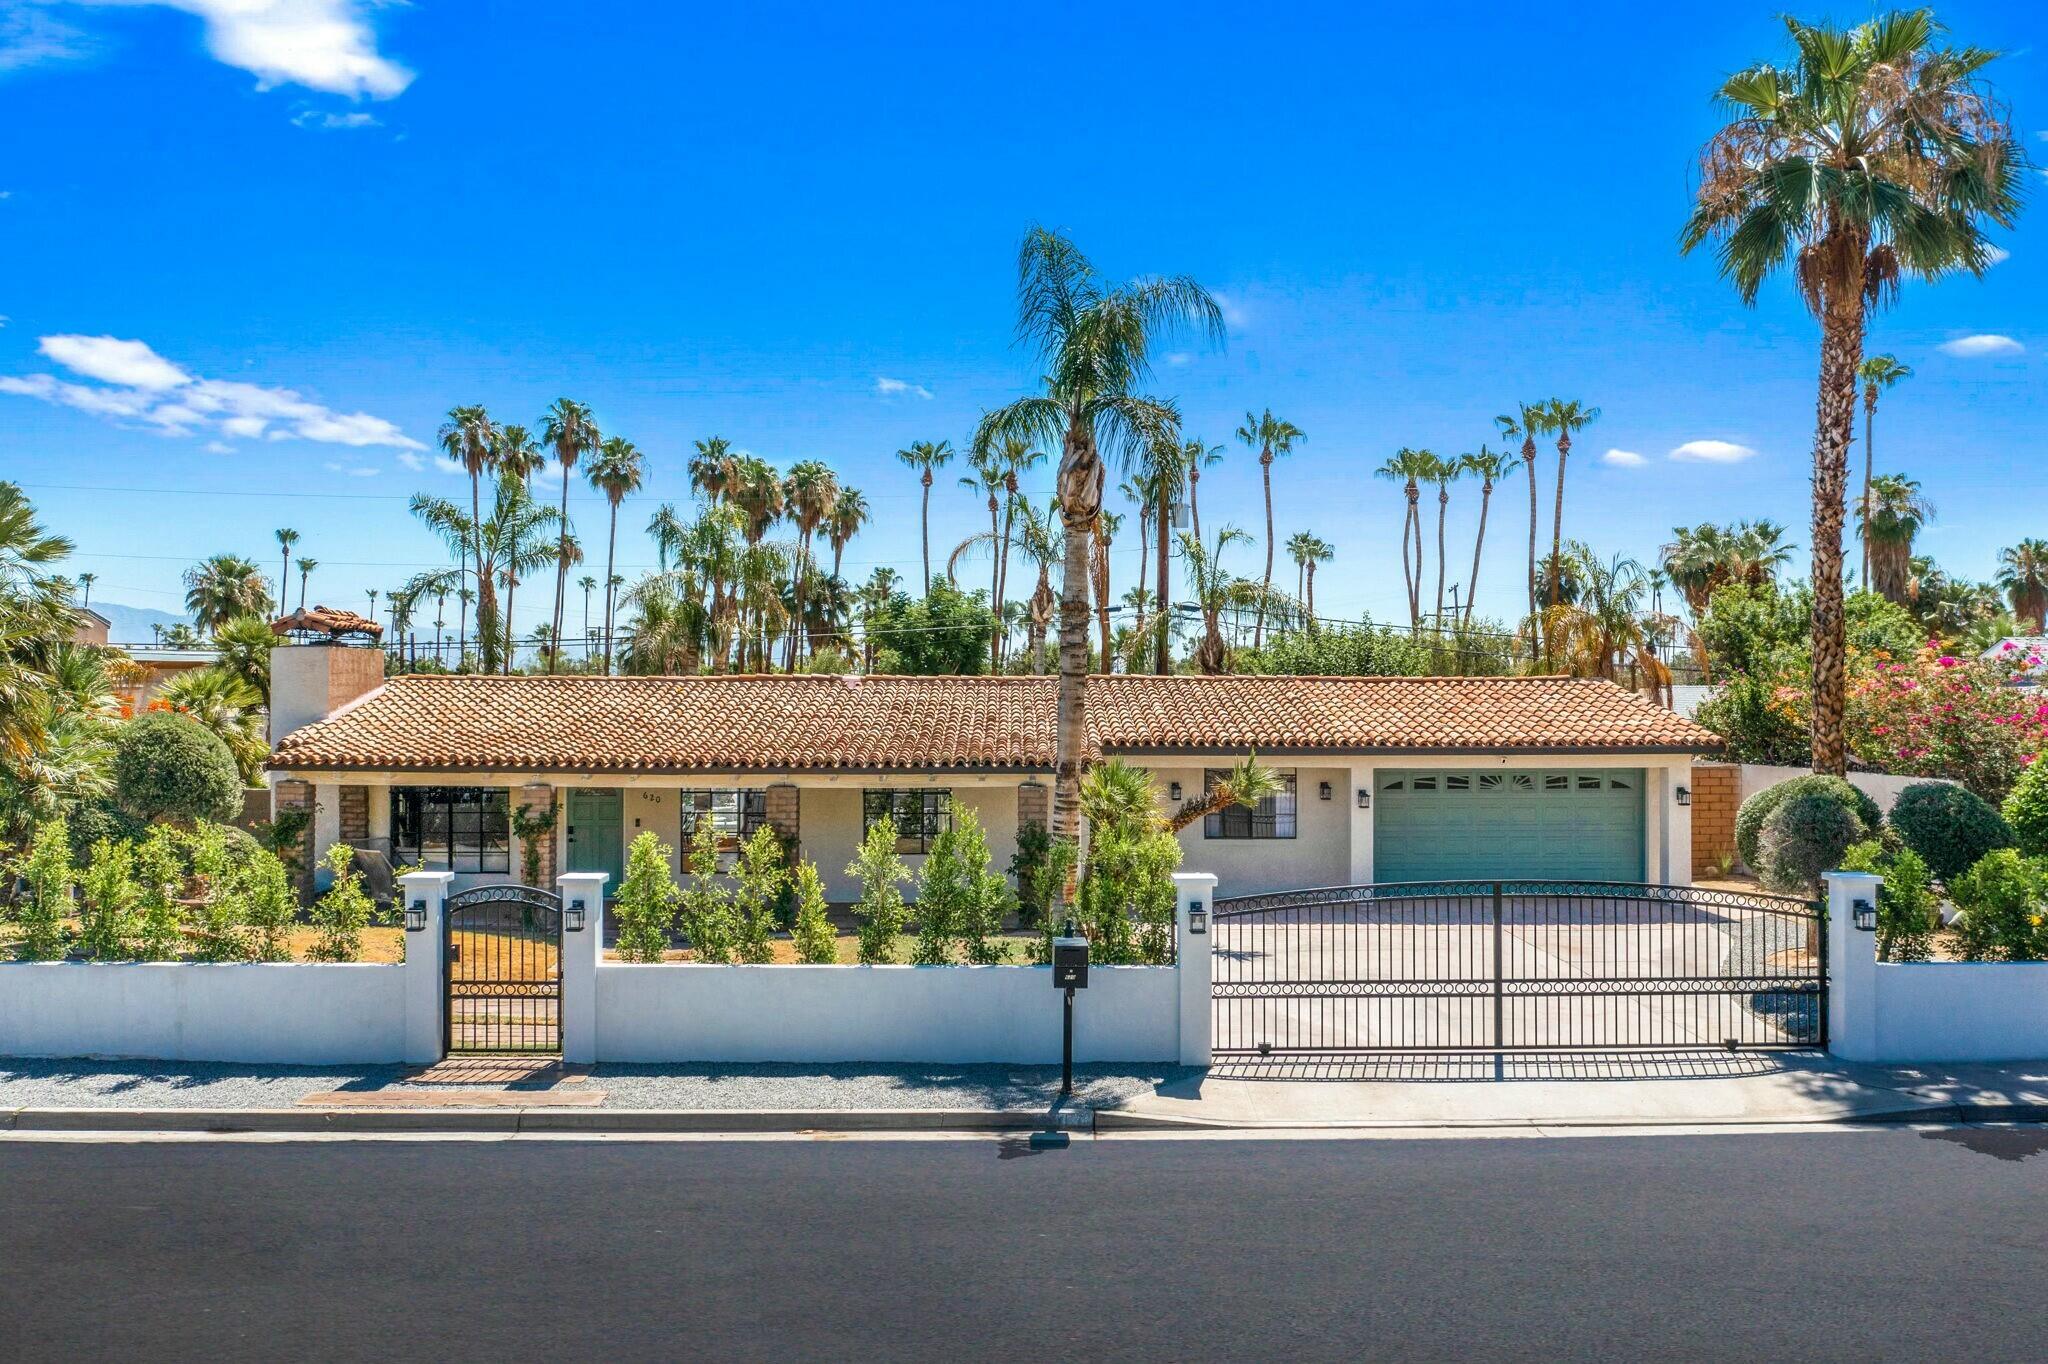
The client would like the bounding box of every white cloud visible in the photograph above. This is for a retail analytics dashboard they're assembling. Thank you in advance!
[395,449,424,471]
[1938,333,2023,358]
[875,376,933,400]
[78,0,411,97]
[1163,352,1193,368]
[0,315,9,328]
[1212,291,1249,330]
[323,460,378,477]
[1985,245,2011,266]
[291,107,379,131]
[0,332,425,449]
[1601,448,1647,468]
[202,440,232,454]
[0,7,95,74]
[1670,439,1759,464]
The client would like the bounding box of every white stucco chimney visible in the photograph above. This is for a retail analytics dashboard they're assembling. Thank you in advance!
[268,644,387,753]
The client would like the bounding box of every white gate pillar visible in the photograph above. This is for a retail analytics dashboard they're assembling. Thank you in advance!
[398,870,453,1064]
[1174,872,1218,1067]
[1346,764,1375,884]
[558,872,609,1065]
[1825,870,1882,1062]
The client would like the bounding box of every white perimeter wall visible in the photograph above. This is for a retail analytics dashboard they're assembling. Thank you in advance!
[1739,764,1944,815]
[1870,964,2048,1063]
[595,963,1179,1064]
[0,963,407,1063]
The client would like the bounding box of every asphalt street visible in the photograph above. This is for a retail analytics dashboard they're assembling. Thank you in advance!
[4,1125,2046,1361]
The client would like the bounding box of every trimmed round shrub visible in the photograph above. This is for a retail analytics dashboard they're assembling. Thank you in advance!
[1890,781,2014,884]
[1736,775,1881,870]
[1757,793,1862,895]
[2002,758,2048,858]
[113,711,242,825]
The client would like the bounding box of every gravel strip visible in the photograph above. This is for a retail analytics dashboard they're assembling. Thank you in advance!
[0,1060,412,1110]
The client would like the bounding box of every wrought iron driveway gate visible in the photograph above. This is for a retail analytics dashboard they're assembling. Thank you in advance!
[1211,881,1824,1054]
[445,884,563,1055]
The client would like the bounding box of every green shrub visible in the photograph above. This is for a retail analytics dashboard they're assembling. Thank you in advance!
[912,820,964,964]
[1839,839,1936,962]
[675,820,734,963]
[2002,758,2048,858]
[77,837,139,960]
[509,799,558,887]
[1008,821,1056,929]
[112,711,242,825]
[1757,794,1861,895]
[914,804,1010,965]
[1736,776,1880,870]
[303,842,371,963]
[614,829,680,963]
[846,815,910,964]
[789,860,837,964]
[1696,674,1810,767]
[730,826,787,965]
[11,818,73,960]
[1890,781,2014,884]
[66,800,145,865]
[1948,849,2048,961]
[239,848,298,962]
[131,825,187,961]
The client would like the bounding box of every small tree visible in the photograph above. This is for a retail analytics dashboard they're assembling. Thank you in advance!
[2002,758,2048,859]
[789,859,837,964]
[913,820,966,964]
[676,819,735,963]
[1009,820,1056,929]
[77,837,140,961]
[730,825,787,965]
[12,818,74,960]
[846,815,910,964]
[256,801,317,886]
[1949,849,2048,962]
[185,822,254,962]
[946,805,1011,965]
[1891,781,2015,884]
[304,842,371,963]
[1756,793,1861,896]
[112,711,242,825]
[239,847,299,962]
[613,830,680,963]
[132,825,187,961]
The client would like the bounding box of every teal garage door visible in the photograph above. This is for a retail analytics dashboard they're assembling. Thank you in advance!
[1374,768,1645,883]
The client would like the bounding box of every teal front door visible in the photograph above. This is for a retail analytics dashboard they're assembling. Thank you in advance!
[1374,768,1646,883]
[564,788,625,888]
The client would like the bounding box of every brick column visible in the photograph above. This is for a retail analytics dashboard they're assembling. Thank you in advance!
[764,783,800,851]
[517,784,558,886]
[1689,763,1740,876]
[1017,779,1048,831]
[273,779,318,902]
[338,784,370,843]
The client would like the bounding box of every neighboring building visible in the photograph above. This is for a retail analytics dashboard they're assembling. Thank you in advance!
[73,608,111,648]
[266,645,1715,900]
[1981,637,2048,686]
[107,646,216,711]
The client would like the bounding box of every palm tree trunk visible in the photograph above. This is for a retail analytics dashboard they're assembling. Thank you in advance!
[1154,489,1171,674]
[1052,420,1101,863]
[1307,562,1318,622]
[469,471,489,673]
[1524,437,1539,628]
[1435,489,1449,627]
[1189,470,1203,546]
[1860,394,1875,592]
[1468,481,1492,625]
[1134,508,1150,635]
[1396,500,1415,630]
[1092,534,1112,673]
[602,504,621,674]
[919,473,933,597]
[1255,450,1275,649]
[503,573,517,675]
[995,498,1015,668]
[457,593,468,666]
[988,498,1002,671]
[297,570,309,612]
[788,534,809,671]
[1810,300,1865,778]
[1549,435,1570,610]
[549,463,570,673]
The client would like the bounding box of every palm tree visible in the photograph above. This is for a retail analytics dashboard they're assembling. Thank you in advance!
[1234,409,1304,650]
[1854,354,1913,590]
[540,398,600,673]
[293,556,316,611]
[1539,399,1599,610]
[974,229,1222,845]
[1857,473,1934,605]
[689,436,742,504]
[437,404,499,654]
[75,571,94,609]
[1661,520,1796,616]
[647,503,686,573]
[782,459,839,667]
[455,586,473,665]
[1161,525,1300,675]
[273,528,298,607]
[895,439,954,596]
[1681,10,2023,776]
[1010,499,1062,675]
[410,471,552,675]
[1537,542,1673,704]
[827,487,870,582]
[1182,440,1224,550]
[1423,450,1461,627]
[1996,540,2048,634]
[1093,508,1121,672]
[588,436,646,674]
[1497,405,1548,622]
[183,554,271,633]
[1302,535,1333,623]
[1374,449,1433,629]
[1284,531,1334,624]
[1458,445,1518,624]
[578,574,598,645]
[987,436,1044,667]
[493,424,546,671]
[961,445,1008,668]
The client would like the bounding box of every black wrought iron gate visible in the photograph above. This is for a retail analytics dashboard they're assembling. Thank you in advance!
[445,885,563,1054]
[1211,881,1825,1054]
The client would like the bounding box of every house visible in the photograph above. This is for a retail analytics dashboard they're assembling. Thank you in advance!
[265,643,1716,900]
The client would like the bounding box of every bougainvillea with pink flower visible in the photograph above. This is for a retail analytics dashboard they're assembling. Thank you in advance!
[1841,645,2047,803]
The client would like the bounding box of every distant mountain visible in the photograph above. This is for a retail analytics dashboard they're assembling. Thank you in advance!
[89,600,189,646]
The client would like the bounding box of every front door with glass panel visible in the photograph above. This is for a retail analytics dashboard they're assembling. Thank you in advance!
[564,788,625,887]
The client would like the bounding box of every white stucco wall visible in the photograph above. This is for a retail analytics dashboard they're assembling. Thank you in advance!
[1144,763,1352,897]
[0,963,407,1063]
[594,962,1179,1063]
[1738,764,1945,815]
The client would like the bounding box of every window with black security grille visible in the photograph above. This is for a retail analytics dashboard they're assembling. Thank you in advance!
[393,787,511,873]
[1204,770,1296,840]
[863,789,952,853]
[676,789,769,850]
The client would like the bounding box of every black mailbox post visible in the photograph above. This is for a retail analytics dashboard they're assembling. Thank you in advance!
[1052,925,1090,1096]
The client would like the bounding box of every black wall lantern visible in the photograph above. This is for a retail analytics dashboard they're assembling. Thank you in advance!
[404,898,427,933]
[1168,781,1183,802]
[1676,786,1692,806]
[1356,789,1371,810]
[1187,900,1208,935]
[1318,781,1332,801]
[1851,898,1878,932]
[565,898,588,933]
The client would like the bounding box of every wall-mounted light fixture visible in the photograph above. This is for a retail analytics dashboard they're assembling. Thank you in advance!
[564,899,588,933]
[1851,898,1877,932]
[1168,781,1183,802]
[1187,901,1208,935]
[1318,781,1332,801]
[1676,786,1692,806]
[404,899,427,933]
[1356,789,1371,810]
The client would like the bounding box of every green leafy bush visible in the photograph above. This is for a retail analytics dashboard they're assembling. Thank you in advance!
[1890,781,2014,884]
[846,815,910,964]
[1839,839,1936,962]
[1008,820,1056,929]
[789,860,837,964]
[1695,674,1810,767]
[730,826,787,965]
[132,825,187,961]
[1757,794,1861,895]
[11,818,73,960]
[2002,758,2048,858]
[1948,849,2048,962]
[675,820,734,963]
[66,800,144,865]
[304,842,371,962]
[112,711,242,825]
[77,837,139,960]
[614,830,680,963]
[1736,776,1880,871]
[510,798,558,887]
[912,820,964,964]
[914,804,1009,965]
[238,847,298,962]
[184,822,253,961]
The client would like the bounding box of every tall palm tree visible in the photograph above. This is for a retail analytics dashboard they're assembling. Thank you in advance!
[76,571,94,608]
[1183,439,1224,545]
[1136,436,1191,674]
[1158,525,1300,675]
[782,460,839,667]
[1857,473,1934,605]
[273,528,298,607]
[1497,405,1549,623]
[540,398,600,673]
[646,503,685,573]
[1996,539,2048,634]
[1661,520,1795,616]
[962,445,1008,668]
[1093,508,1121,673]
[455,586,473,666]
[493,424,546,672]
[1234,408,1304,650]
[1301,535,1333,623]
[1374,449,1433,629]
[588,436,646,674]
[895,439,954,596]
[1682,9,2023,776]
[1423,450,1460,627]
[410,472,549,675]
[1458,445,1518,624]
[182,554,271,633]
[975,228,1221,843]
[1537,542,1674,704]
[1539,399,1599,610]
[689,436,741,505]
[1286,531,1317,607]
[827,487,870,581]
[578,574,598,645]
[437,404,499,654]
[1854,354,1912,590]
[293,556,316,611]
[986,435,1043,668]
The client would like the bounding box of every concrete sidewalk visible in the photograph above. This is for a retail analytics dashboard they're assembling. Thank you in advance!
[1099,1053,2048,1129]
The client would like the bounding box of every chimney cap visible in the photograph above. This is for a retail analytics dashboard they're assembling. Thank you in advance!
[271,605,385,642]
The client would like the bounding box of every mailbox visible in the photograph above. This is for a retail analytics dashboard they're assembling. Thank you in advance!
[1052,933,1089,989]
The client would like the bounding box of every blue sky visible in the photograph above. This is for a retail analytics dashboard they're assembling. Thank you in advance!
[0,0,2041,638]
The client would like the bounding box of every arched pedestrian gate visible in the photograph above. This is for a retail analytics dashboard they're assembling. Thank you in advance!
[445,885,563,1055]
[1211,881,1825,1054]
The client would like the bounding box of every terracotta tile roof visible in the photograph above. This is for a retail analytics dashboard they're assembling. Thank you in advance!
[269,673,1717,774]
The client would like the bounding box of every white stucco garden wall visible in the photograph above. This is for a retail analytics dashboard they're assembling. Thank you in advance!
[0,963,407,1063]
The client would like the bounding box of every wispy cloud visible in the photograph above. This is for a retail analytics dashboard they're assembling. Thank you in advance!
[202,440,232,454]
[0,332,425,449]
[1602,448,1647,468]
[323,460,379,477]
[291,107,380,131]
[44,2,411,97]
[1985,245,2011,266]
[0,6,96,75]
[396,449,425,472]
[875,376,933,400]
[1163,352,1194,368]
[1670,439,1758,464]
[1938,333,2023,358]
[1211,290,1249,331]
